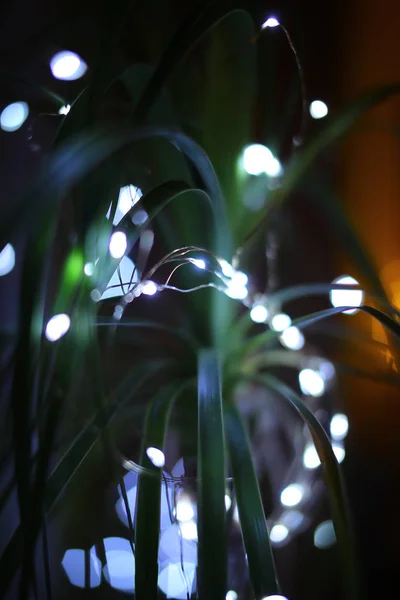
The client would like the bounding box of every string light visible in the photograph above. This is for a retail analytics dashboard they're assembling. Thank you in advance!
[269,524,289,544]
[309,100,328,119]
[250,304,269,323]
[0,102,29,132]
[280,484,304,507]
[146,447,165,467]
[262,17,280,28]
[84,262,94,276]
[50,50,87,81]
[45,314,70,342]
[298,368,325,397]
[191,258,206,270]
[109,231,127,259]
[0,244,15,276]
[140,281,158,296]
[271,313,292,332]
[303,444,321,469]
[242,144,282,177]
[58,104,71,115]
[279,326,304,350]
[330,413,349,440]
[330,275,363,314]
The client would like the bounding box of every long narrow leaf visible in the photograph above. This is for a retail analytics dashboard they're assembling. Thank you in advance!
[197,349,226,600]
[224,396,279,598]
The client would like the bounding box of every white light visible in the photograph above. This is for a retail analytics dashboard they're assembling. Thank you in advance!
[219,259,235,278]
[45,314,70,342]
[261,596,289,600]
[310,100,328,119]
[270,524,289,544]
[116,476,173,531]
[158,561,196,600]
[101,256,138,300]
[280,326,305,350]
[176,496,195,522]
[0,244,15,276]
[303,444,321,469]
[191,258,206,269]
[84,262,94,276]
[225,272,248,300]
[233,504,240,524]
[265,156,283,177]
[243,144,274,176]
[50,50,87,81]
[281,510,304,531]
[314,520,336,549]
[280,483,304,507]
[109,231,127,259]
[103,537,135,593]
[224,495,232,511]
[271,313,292,332]
[107,185,142,226]
[333,444,345,463]
[146,446,165,468]
[0,102,29,132]
[180,519,198,541]
[319,360,335,381]
[58,104,71,115]
[330,275,363,314]
[141,281,158,296]
[226,591,238,600]
[330,413,349,440]
[131,209,148,225]
[262,17,280,28]
[250,304,269,323]
[299,368,325,397]
[62,548,101,588]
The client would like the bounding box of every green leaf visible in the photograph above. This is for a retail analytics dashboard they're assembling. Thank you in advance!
[224,396,279,599]
[253,373,361,600]
[135,382,188,600]
[197,349,226,600]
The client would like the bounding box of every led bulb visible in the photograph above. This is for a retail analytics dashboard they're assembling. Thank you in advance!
[303,444,321,469]
[280,483,304,507]
[280,326,304,350]
[0,243,15,276]
[299,368,325,397]
[45,314,71,342]
[310,100,328,119]
[270,524,289,544]
[191,258,206,270]
[146,446,165,468]
[271,313,292,332]
[50,50,87,81]
[0,102,29,132]
[330,275,363,314]
[109,231,127,259]
[330,413,349,440]
[250,304,269,323]
[262,17,280,28]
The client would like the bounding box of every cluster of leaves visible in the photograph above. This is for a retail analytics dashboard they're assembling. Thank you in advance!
[1,2,400,600]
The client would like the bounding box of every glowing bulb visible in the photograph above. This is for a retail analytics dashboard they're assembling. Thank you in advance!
[250,304,269,323]
[58,104,71,115]
[146,446,165,467]
[224,495,232,511]
[261,596,289,600]
[191,258,206,269]
[333,444,345,463]
[314,520,336,549]
[176,496,195,522]
[281,510,304,531]
[319,360,335,381]
[330,275,363,314]
[45,314,70,342]
[243,144,274,175]
[226,591,238,600]
[233,504,240,524]
[141,281,158,296]
[270,524,289,543]
[271,313,292,332]
[262,17,280,28]
[219,259,235,278]
[303,444,321,469]
[109,231,127,259]
[0,243,15,276]
[330,413,349,440]
[50,50,87,81]
[225,272,248,300]
[0,102,29,132]
[180,520,198,541]
[280,484,304,507]
[280,326,304,350]
[265,156,283,177]
[310,100,328,119]
[84,262,94,276]
[299,368,325,397]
